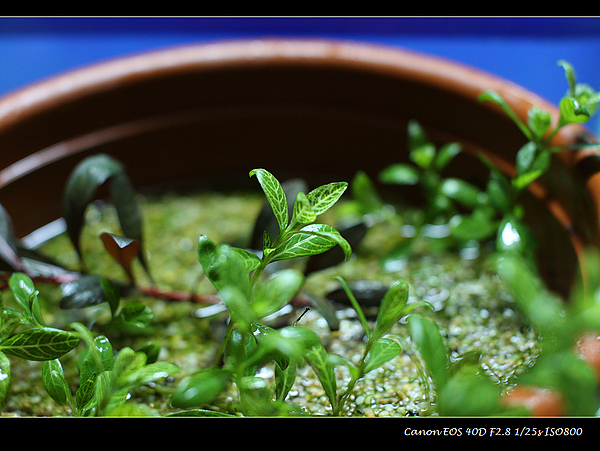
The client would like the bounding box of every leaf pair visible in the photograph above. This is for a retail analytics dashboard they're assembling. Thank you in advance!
[249,168,351,262]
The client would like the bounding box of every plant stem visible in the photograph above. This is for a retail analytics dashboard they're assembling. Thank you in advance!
[214,321,235,367]
[334,344,372,416]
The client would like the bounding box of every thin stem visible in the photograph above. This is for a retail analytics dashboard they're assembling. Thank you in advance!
[334,341,373,416]
[213,321,235,367]
[334,276,371,340]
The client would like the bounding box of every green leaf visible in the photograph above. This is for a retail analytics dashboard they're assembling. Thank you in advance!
[76,373,97,412]
[108,303,154,335]
[440,177,486,209]
[273,224,351,262]
[351,171,386,215]
[111,347,146,388]
[408,314,450,390]
[513,142,551,190]
[42,359,72,407]
[558,60,577,95]
[410,143,436,170]
[304,344,337,411]
[290,192,317,228]
[496,215,538,258]
[559,96,590,124]
[77,334,113,386]
[379,163,420,185]
[220,286,257,333]
[250,168,289,235]
[104,403,158,417]
[363,338,402,374]
[407,119,430,151]
[1,327,80,361]
[305,181,348,216]
[274,357,297,402]
[171,367,232,408]
[237,376,277,416]
[448,211,498,242]
[437,364,501,416]
[93,371,114,414]
[101,278,121,318]
[372,280,410,342]
[138,342,160,364]
[485,174,514,214]
[252,269,304,318]
[433,142,462,171]
[0,307,25,341]
[8,272,37,314]
[122,361,179,388]
[492,252,564,335]
[225,328,258,377]
[0,351,10,407]
[229,247,261,273]
[527,106,552,140]
[198,236,252,296]
[247,326,319,370]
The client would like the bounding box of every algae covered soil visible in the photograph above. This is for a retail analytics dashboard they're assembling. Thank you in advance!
[1,190,539,416]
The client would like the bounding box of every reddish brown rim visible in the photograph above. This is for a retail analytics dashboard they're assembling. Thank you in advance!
[0,38,597,293]
[0,39,590,170]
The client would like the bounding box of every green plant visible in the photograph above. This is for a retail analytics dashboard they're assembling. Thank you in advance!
[170,168,433,416]
[0,273,80,407]
[379,119,464,225]
[394,61,600,416]
[1,59,598,418]
[475,60,600,258]
[45,322,178,416]
[324,276,430,415]
[372,61,600,264]
[0,272,178,415]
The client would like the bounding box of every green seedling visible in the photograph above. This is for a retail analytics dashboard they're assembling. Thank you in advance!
[0,273,80,407]
[379,119,464,225]
[323,276,431,416]
[172,169,354,415]
[0,273,176,415]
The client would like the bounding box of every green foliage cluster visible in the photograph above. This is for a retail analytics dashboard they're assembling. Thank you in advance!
[348,60,600,416]
[171,169,430,416]
[0,273,177,415]
[0,59,599,417]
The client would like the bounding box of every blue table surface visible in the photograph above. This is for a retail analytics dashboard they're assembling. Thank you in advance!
[1,17,600,133]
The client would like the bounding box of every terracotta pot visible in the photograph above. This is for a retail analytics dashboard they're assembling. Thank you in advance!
[0,39,598,294]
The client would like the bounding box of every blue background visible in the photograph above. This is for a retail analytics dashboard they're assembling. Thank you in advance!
[1,17,600,133]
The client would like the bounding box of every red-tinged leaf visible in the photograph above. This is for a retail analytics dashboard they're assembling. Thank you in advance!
[100,232,141,283]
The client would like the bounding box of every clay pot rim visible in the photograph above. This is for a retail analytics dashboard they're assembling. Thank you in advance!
[1,38,594,187]
[0,38,597,249]
[0,38,577,140]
